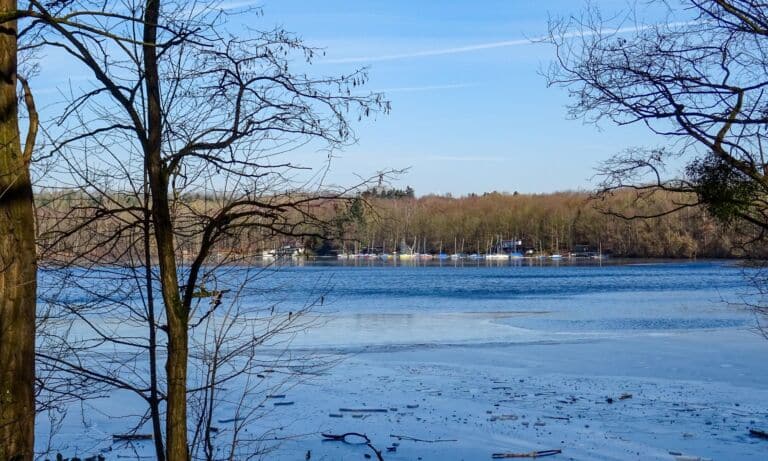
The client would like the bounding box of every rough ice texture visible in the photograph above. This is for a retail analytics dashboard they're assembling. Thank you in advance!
[38,261,768,460]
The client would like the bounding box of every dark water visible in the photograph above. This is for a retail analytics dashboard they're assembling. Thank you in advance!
[251,261,754,331]
[41,260,759,334]
[243,259,739,297]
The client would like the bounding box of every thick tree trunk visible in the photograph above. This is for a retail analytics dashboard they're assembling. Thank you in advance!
[142,1,189,460]
[0,0,36,459]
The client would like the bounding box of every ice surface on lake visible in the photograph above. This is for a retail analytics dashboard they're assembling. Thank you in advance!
[37,261,768,460]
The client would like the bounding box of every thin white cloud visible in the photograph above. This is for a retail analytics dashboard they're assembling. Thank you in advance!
[324,21,697,64]
[327,38,534,64]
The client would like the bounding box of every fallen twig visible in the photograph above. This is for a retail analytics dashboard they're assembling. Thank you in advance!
[321,432,384,461]
[492,449,562,458]
[389,434,457,443]
[490,414,518,422]
[112,434,152,441]
[339,408,388,413]
[322,432,370,444]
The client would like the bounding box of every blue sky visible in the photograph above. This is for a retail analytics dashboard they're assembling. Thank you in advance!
[35,0,678,196]
[246,0,673,195]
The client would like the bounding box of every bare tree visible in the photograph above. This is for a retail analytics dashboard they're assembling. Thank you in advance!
[545,1,768,336]
[546,0,768,244]
[0,0,38,458]
[20,1,388,459]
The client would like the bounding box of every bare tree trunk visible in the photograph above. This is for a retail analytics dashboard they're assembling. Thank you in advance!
[145,184,166,461]
[0,0,36,459]
[142,1,188,460]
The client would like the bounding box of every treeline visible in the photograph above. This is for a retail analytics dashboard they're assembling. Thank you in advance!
[35,188,750,261]
[34,190,343,265]
[315,189,747,258]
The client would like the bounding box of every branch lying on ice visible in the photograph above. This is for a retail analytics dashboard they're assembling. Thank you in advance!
[492,449,562,458]
[321,432,384,461]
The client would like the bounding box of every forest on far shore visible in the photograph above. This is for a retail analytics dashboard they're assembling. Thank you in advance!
[36,186,756,262]
[306,187,745,259]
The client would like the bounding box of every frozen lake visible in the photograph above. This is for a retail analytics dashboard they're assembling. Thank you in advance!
[38,260,768,460]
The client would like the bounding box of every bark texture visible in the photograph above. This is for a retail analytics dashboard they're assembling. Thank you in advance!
[142,1,188,460]
[0,0,37,459]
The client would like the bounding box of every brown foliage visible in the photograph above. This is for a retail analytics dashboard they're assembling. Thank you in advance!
[336,190,741,258]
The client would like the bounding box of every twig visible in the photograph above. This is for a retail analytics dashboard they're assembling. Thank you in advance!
[321,432,384,461]
[492,449,562,458]
[389,434,457,443]
[338,408,388,413]
[112,434,153,441]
